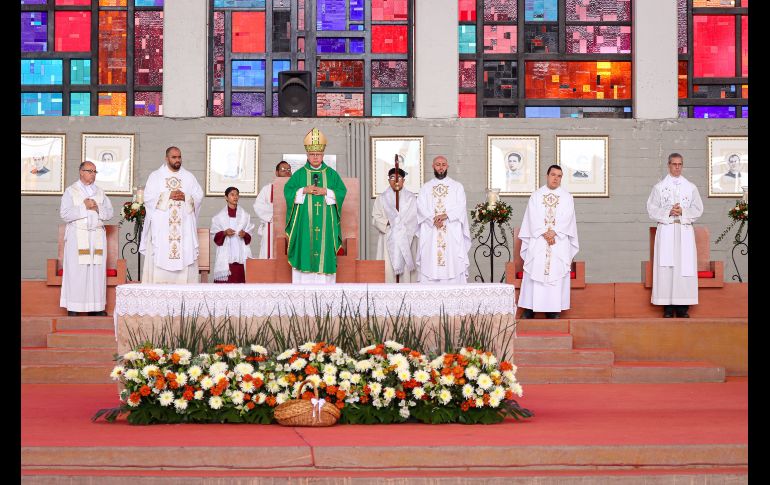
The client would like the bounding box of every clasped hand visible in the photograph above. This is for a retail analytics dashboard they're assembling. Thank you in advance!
[170,189,186,201]
[543,229,557,246]
[669,203,682,217]
[433,213,448,229]
[224,228,246,238]
[83,198,98,212]
[303,186,327,196]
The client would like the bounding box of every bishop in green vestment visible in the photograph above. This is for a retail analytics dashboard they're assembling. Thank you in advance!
[284,128,347,283]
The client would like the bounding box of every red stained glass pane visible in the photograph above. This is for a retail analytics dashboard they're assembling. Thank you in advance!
[98,92,127,116]
[372,0,408,21]
[459,0,476,21]
[459,60,476,88]
[484,25,517,53]
[317,60,364,88]
[99,0,128,6]
[232,12,265,53]
[134,11,163,86]
[741,16,747,77]
[213,92,225,117]
[55,11,91,52]
[372,25,408,53]
[524,61,631,99]
[458,93,476,117]
[298,59,305,70]
[99,11,127,85]
[213,12,225,89]
[693,16,735,77]
[316,93,364,116]
[55,0,91,5]
[678,61,687,99]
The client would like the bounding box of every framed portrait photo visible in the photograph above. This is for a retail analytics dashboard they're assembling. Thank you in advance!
[556,136,609,197]
[488,135,540,196]
[21,133,66,195]
[206,135,259,196]
[708,136,748,198]
[371,136,424,197]
[82,133,134,195]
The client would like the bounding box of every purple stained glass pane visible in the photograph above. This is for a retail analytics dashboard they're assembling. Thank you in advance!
[350,38,365,53]
[678,0,687,54]
[22,12,48,52]
[213,12,225,89]
[232,92,265,116]
[317,37,346,53]
[21,0,47,4]
[272,92,279,116]
[372,60,408,88]
[693,106,736,118]
[134,91,162,116]
[317,0,346,31]
[742,106,748,118]
[350,0,364,21]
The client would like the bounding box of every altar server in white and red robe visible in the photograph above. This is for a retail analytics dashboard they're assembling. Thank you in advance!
[372,166,418,283]
[253,161,292,259]
[211,187,254,283]
[59,161,114,316]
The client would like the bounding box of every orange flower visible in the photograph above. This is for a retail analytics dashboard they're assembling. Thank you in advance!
[154,377,166,390]
[324,344,336,353]
[335,401,345,409]
[457,377,466,385]
[286,374,297,384]
[146,350,160,361]
[302,391,314,400]
[468,398,476,408]
[441,367,452,376]
[168,381,179,390]
[210,387,223,396]
[453,366,465,379]
[500,361,513,371]
[183,390,194,401]
[253,377,264,389]
[171,353,181,364]
[128,392,141,404]
[246,401,255,410]
[289,355,298,364]
[483,393,490,405]
[305,365,318,375]
[242,374,253,382]
[139,385,151,396]
[326,385,338,395]
[336,390,346,400]
[244,394,251,401]
[505,390,514,400]
[396,390,406,400]
[360,395,369,404]
[266,396,277,407]
[460,401,470,412]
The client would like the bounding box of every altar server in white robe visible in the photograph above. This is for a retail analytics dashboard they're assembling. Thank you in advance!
[518,165,579,319]
[140,146,204,284]
[59,161,114,316]
[211,187,254,283]
[372,166,418,283]
[416,156,472,284]
[253,161,292,259]
[647,153,704,318]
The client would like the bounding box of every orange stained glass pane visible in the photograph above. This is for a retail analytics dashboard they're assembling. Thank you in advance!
[232,12,266,53]
[524,61,631,99]
[742,85,747,98]
[678,61,687,99]
[98,92,127,116]
[99,11,127,85]
[693,0,734,6]
[99,0,128,5]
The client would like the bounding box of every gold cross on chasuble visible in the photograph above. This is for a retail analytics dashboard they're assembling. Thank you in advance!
[314,226,321,241]
[314,201,322,216]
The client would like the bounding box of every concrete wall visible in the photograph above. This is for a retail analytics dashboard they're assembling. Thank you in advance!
[21,116,748,283]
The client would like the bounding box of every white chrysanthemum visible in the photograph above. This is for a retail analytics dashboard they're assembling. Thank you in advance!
[187,366,203,381]
[240,380,255,393]
[338,380,351,392]
[511,382,523,397]
[430,355,445,369]
[299,342,315,352]
[255,393,267,404]
[397,369,411,382]
[250,344,267,355]
[200,376,214,390]
[276,392,290,405]
[503,370,517,382]
[226,348,239,359]
[234,363,255,377]
[323,364,337,375]
[438,389,452,405]
[489,397,501,408]
[224,389,233,397]
[487,355,498,366]
[412,387,425,399]
[491,386,506,401]
[194,390,204,400]
[371,367,386,381]
[490,370,501,380]
[339,370,352,381]
[355,359,373,371]
[459,347,470,356]
[388,355,409,372]
[383,387,396,400]
[350,373,362,384]
[384,340,403,351]
[399,407,410,419]
[123,351,143,362]
[276,376,289,388]
[173,349,192,365]
[322,374,337,386]
[213,375,229,387]
[159,391,174,407]
[465,366,480,381]
[140,365,159,379]
[462,384,475,398]
[289,358,307,371]
[266,381,280,393]
[439,374,455,386]
[110,366,125,380]
[208,396,223,409]
[359,344,377,355]
[475,397,484,408]
[302,374,319,387]
[175,372,188,387]
[476,373,493,390]
[413,370,430,383]
[476,387,485,396]
[277,349,294,360]
[124,369,141,383]
[368,382,382,396]
[209,362,229,376]
[335,358,346,366]
[174,398,188,411]
[372,398,383,408]
[231,391,245,405]
[253,371,265,381]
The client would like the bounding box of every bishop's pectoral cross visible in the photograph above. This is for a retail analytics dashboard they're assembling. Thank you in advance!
[314,226,321,241]
[314,201,322,216]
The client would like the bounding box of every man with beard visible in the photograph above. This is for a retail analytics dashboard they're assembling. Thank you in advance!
[372,164,418,282]
[415,156,471,284]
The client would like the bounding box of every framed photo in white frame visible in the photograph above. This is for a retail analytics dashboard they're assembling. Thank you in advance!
[556,136,609,197]
[708,136,748,198]
[206,135,259,196]
[82,133,134,195]
[371,136,424,197]
[488,135,540,196]
[21,133,66,195]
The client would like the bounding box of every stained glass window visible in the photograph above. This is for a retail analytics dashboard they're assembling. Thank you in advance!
[21,1,164,116]
[679,0,747,117]
[209,0,413,116]
[460,0,632,118]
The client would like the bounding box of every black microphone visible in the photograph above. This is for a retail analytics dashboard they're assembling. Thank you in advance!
[312,173,319,187]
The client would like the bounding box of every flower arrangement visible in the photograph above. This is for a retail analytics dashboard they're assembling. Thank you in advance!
[715,200,748,244]
[121,200,146,226]
[470,201,513,239]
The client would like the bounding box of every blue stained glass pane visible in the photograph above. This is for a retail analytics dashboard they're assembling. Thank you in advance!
[742,106,748,118]
[135,0,164,6]
[70,59,91,85]
[350,0,364,21]
[372,93,407,116]
[21,92,62,116]
[349,24,364,31]
[21,0,47,4]
[21,12,48,53]
[70,92,90,116]
[232,92,265,116]
[213,0,265,7]
[525,0,557,21]
[317,37,347,53]
[272,59,290,87]
[350,38,365,53]
[693,106,736,119]
[317,0,346,30]
[232,60,266,87]
[459,25,477,54]
[21,60,62,85]
[272,92,279,116]
[678,106,688,118]
[525,107,561,118]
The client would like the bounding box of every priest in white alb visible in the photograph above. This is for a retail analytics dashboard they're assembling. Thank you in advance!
[253,161,292,259]
[518,165,579,319]
[646,153,703,318]
[416,155,472,284]
[59,161,114,316]
[372,164,418,283]
[140,146,204,284]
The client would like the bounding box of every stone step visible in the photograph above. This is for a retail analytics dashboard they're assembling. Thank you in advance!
[53,316,114,331]
[612,361,726,383]
[21,364,113,384]
[47,330,116,349]
[514,348,615,366]
[21,347,116,365]
[514,332,573,350]
[516,319,570,333]
[516,364,612,384]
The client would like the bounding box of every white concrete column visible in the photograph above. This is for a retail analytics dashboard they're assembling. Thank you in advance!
[414,0,458,118]
[163,0,207,118]
[633,0,678,119]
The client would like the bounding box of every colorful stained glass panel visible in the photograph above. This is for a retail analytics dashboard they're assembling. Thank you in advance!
[525,61,632,99]
[298,0,305,30]
[273,10,291,52]
[98,92,127,116]
[21,59,63,85]
[372,0,408,21]
[693,16,735,77]
[272,92,279,116]
[693,84,738,98]
[213,92,225,117]
[232,92,266,116]
[316,93,364,116]
[372,60,408,88]
[232,60,266,87]
[484,106,517,118]
[372,93,407,116]
[566,0,631,21]
[525,106,631,118]
[317,0,346,30]
[372,25,408,53]
[56,0,91,5]
[693,106,736,118]
[741,106,747,118]
[525,0,558,21]
[741,15,747,77]
[273,59,290,87]
[134,92,162,116]
[678,61,687,99]
[317,60,364,87]
[566,26,631,54]
[317,37,347,53]
[484,0,517,21]
[21,12,47,53]
[21,0,47,4]
[484,25,517,53]
[70,92,90,116]
[524,24,558,53]
[350,38,365,53]
[214,0,265,7]
[213,12,225,89]
[22,93,63,116]
[677,0,687,54]
[55,11,91,52]
[99,11,127,85]
[232,12,265,53]
[350,0,364,21]
[459,60,476,88]
[693,0,735,6]
[135,11,163,86]
[100,0,128,6]
[459,0,476,22]
[71,59,91,84]
[135,0,165,6]
[459,25,476,54]
[483,61,517,99]
[458,93,476,118]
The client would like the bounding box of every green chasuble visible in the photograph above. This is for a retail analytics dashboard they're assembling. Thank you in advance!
[284,162,347,275]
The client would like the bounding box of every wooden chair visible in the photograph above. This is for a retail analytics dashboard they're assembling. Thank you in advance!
[505,227,585,289]
[642,226,724,288]
[46,224,127,286]
[198,227,211,282]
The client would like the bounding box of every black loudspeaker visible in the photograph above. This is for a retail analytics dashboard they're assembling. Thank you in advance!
[278,70,312,117]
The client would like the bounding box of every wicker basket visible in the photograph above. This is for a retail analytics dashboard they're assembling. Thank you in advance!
[274,379,341,427]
